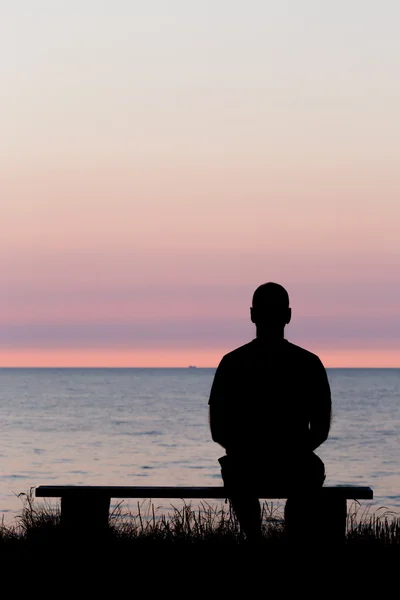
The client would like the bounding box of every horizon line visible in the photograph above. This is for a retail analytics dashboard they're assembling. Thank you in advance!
[1,365,399,370]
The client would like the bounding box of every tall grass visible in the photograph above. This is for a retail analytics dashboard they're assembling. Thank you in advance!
[108,497,285,546]
[0,489,399,549]
[346,501,400,546]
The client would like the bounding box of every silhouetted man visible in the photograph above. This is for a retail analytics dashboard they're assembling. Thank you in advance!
[209,282,331,540]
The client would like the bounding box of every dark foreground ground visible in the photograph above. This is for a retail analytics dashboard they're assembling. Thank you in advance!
[1,495,398,591]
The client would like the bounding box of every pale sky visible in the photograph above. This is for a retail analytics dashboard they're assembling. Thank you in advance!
[1,1,400,366]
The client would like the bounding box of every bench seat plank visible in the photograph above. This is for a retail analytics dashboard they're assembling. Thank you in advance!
[35,485,373,500]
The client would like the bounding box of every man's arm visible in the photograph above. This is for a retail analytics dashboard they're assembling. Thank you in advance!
[208,358,227,449]
[309,358,332,452]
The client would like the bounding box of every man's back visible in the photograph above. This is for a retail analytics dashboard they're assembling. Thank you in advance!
[208,282,332,539]
[209,338,331,460]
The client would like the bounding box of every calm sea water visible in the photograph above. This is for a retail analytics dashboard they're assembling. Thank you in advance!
[0,368,399,522]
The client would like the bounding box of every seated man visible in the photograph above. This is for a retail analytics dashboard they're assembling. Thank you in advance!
[208,282,332,540]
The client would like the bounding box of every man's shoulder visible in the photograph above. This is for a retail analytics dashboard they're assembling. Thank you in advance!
[219,341,257,364]
[284,341,323,364]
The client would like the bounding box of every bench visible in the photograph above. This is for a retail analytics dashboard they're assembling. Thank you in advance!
[35,485,373,541]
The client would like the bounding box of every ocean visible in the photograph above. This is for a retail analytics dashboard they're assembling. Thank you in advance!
[0,368,399,522]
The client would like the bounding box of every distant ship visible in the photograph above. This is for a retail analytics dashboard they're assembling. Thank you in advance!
[188,365,197,369]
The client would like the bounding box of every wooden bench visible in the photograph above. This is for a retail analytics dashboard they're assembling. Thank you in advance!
[35,485,373,541]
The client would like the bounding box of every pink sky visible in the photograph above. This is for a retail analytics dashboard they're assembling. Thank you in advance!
[2,2,400,367]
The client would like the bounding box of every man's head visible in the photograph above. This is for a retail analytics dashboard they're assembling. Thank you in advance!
[250,282,291,330]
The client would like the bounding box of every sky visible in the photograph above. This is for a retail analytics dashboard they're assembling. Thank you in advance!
[1,1,400,367]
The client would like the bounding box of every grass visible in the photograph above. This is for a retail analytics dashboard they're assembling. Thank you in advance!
[0,488,399,551]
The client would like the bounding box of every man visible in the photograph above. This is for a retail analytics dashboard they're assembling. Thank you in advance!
[208,282,332,540]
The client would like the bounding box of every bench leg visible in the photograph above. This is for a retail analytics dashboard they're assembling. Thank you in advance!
[61,494,111,537]
[285,496,347,546]
[322,497,347,544]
